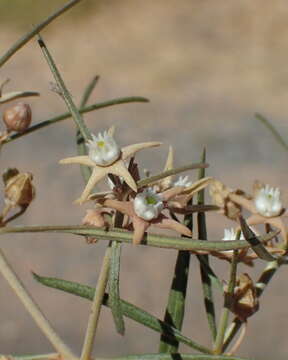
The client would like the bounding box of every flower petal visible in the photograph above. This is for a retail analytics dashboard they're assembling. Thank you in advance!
[109,160,138,192]
[121,142,162,160]
[155,214,192,237]
[59,156,95,167]
[75,167,108,204]
[132,216,150,244]
[103,199,134,217]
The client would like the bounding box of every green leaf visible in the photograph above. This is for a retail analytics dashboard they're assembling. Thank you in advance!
[32,273,212,354]
[109,241,125,335]
[196,148,217,341]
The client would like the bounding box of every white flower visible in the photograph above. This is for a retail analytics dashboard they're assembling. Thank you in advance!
[87,131,120,166]
[222,228,244,253]
[173,175,193,188]
[223,228,244,241]
[254,185,282,217]
[134,188,164,221]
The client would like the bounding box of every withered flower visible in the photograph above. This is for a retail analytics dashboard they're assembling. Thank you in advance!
[60,127,161,204]
[227,273,259,322]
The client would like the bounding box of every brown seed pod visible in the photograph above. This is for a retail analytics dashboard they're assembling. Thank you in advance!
[2,102,32,132]
[4,171,35,208]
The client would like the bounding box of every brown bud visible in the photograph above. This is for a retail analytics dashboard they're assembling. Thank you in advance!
[4,170,35,208]
[3,102,32,132]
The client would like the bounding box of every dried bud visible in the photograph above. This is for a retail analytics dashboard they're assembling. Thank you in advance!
[3,102,32,133]
[4,170,35,208]
[227,273,259,321]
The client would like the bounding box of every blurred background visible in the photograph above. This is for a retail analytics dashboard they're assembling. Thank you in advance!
[0,0,288,358]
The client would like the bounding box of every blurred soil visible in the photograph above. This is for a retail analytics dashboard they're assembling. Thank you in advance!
[0,1,288,359]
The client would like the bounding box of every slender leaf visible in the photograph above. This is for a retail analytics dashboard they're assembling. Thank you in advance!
[0,225,278,252]
[109,241,125,335]
[33,273,212,354]
[196,148,217,341]
[239,216,276,261]
[4,96,149,145]
[255,112,288,151]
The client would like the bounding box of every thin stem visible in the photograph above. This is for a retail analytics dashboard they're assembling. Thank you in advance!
[0,247,77,360]
[94,354,251,360]
[12,353,59,360]
[37,35,91,141]
[0,0,83,68]
[0,224,277,252]
[80,246,111,360]
[213,245,239,354]
[77,76,100,183]
[3,96,149,145]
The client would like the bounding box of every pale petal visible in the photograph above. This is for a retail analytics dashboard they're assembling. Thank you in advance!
[155,214,192,237]
[161,186,186,201]
[75,167,108,204]
[108,125,115,136]
[182,177,213,195]
[59,156,95,167]
[109,160,137,192]
[121,142,162,160]
[132,216,150,244]
[161,146,174,189]
[103,199,134,217]
[267,217,288,245]
[229,193,257,213]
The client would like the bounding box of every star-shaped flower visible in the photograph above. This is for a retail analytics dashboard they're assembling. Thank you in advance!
[228,181,288,247]
[59,127,161,204]
[101,186,193,244]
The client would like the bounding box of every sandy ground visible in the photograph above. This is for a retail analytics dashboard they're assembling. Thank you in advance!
[0,1,288,359]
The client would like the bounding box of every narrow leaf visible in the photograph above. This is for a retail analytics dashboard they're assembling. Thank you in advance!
[109,241,125,335]
[33,274,212,354]
[239,216,276,261]
[0,91,39,104]
[196,148,217,341]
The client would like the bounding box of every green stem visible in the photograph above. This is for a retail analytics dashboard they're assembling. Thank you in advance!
[213,248,239,354]
[37,34,91,141]
[0,248,77,360]
[0,224,277,252]
[3,96,148,145]
[0,0,83,68]
[77,76,100,183]
[80,246,111,360]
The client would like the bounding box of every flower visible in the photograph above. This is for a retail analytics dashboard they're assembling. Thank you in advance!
[222,228,244,242]
[59,127,161,204]
[133,188,164,220]
[87,130,120,166]
[173,175,192,188]
[228,181,287,246]
[101,186,193,244]
[254,185,282,217]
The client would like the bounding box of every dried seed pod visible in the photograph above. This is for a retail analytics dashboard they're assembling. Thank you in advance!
[3,102,32,132]
[4,170,35,208]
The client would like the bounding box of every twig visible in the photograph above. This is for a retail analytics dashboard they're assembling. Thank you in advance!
[0,247,77,360]
[0,0,83,67]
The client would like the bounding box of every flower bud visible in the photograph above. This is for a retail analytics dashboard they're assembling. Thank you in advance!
[4,170,35,208]
[3,102,32,133]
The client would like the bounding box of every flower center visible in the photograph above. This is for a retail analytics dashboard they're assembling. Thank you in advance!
[146,195,157,205]
[97,141,105,148]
